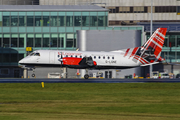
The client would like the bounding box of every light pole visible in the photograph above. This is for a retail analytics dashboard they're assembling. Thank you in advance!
[150,0,153,78]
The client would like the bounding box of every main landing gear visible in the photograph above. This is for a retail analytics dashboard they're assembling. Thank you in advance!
[84,69,89,79]
[84,74,89,79]
[31,68,36,77]
[82,56,96,79]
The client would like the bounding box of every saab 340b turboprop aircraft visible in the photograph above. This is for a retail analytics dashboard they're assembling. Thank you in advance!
[19,28,167,79]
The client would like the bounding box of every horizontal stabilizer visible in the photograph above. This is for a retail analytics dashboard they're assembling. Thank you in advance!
[140,62,160,66]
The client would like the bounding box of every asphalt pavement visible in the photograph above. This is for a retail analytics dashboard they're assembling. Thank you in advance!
[0,78,180,83]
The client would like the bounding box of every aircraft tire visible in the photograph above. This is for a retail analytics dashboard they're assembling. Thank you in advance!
[32,74,35,77]
[84,74,89,79]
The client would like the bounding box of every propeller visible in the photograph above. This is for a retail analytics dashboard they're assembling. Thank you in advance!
[58,52,64,78]
[58,52,63,67]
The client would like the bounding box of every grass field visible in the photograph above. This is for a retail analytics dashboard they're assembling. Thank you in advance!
[0,83,180,120]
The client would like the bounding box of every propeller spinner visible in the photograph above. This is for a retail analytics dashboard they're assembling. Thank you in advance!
[58,52,63,66]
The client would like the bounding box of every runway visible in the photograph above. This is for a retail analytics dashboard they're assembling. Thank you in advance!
[0,78,180,83]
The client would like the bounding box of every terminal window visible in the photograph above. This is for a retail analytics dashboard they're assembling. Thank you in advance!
[1,12,107,27]
[0,69,9,75]
[27,16,34,26]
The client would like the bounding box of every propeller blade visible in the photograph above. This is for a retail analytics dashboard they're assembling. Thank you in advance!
[61,52,63,66]
[58,52,63,67]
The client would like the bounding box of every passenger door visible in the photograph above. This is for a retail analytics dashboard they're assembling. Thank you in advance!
[49,51,55,63]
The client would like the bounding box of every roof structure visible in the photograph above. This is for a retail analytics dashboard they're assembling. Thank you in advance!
[0,5,108,11]
[138,22,180,32]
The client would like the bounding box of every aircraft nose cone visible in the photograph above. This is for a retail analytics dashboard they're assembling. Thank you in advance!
[18,59,24,64]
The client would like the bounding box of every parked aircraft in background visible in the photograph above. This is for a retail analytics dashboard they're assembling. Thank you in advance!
[19,28,167,79]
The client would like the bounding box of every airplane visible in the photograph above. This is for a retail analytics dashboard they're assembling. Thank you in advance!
[19,28,167,79]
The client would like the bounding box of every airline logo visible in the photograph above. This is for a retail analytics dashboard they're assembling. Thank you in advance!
[58,52,82,56]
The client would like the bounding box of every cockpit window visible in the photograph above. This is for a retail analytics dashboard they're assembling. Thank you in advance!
[29,52,40,56]
[29,52,35,56]
[34,53,40,56]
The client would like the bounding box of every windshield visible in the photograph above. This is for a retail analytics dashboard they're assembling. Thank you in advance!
[29,52,40,56]
[29,52,35,56]
[34,53,40,56]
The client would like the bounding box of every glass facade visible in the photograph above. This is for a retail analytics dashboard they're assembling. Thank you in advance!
[0,33,77,49]
[2,11,108,27]
[3,12,10,26]
[147,34,180,62]
[82,12,89,26]
[19,12,26,26]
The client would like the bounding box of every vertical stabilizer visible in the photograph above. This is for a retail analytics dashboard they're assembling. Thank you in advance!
[141,28,167,58]
[140,28,167,64]
[121,28,167,65]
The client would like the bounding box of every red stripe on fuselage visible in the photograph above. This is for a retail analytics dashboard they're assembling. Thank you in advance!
[134,55,146,65]
[140,58,149,64]
[124,48,130,57]
[63,57,97,66]
[63,57,82,65]
[130,47,139,58]
[139,60,144,64]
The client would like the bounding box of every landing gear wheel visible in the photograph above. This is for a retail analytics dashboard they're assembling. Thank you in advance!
[32,73,35,77]
[84,74,89,79]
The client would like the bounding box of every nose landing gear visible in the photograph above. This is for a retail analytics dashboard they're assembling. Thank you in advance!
[31,68,36,78]
[32,73,35,77]
[84,69,89,79]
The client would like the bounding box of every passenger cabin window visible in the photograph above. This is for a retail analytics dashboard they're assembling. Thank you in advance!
[94,56,96,59]
[71,55,73,57]
[66,55,68,57]
[75,55,77,57]
[112,57,114,59]
[99,56,101,59]
[80,55,82,58]
[103,56,105,59]
[108,56,110,59]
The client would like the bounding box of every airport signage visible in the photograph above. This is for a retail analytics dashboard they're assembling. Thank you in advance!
[26,47,32,51]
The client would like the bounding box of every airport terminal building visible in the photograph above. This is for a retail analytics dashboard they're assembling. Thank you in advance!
[38,0,180,77]
[0,5,144,78]
[0,0,179,78]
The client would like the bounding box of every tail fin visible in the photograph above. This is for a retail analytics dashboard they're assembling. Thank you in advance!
[140,28,167,64]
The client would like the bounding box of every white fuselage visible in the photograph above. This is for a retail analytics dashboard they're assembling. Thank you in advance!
[19,50,141,69]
